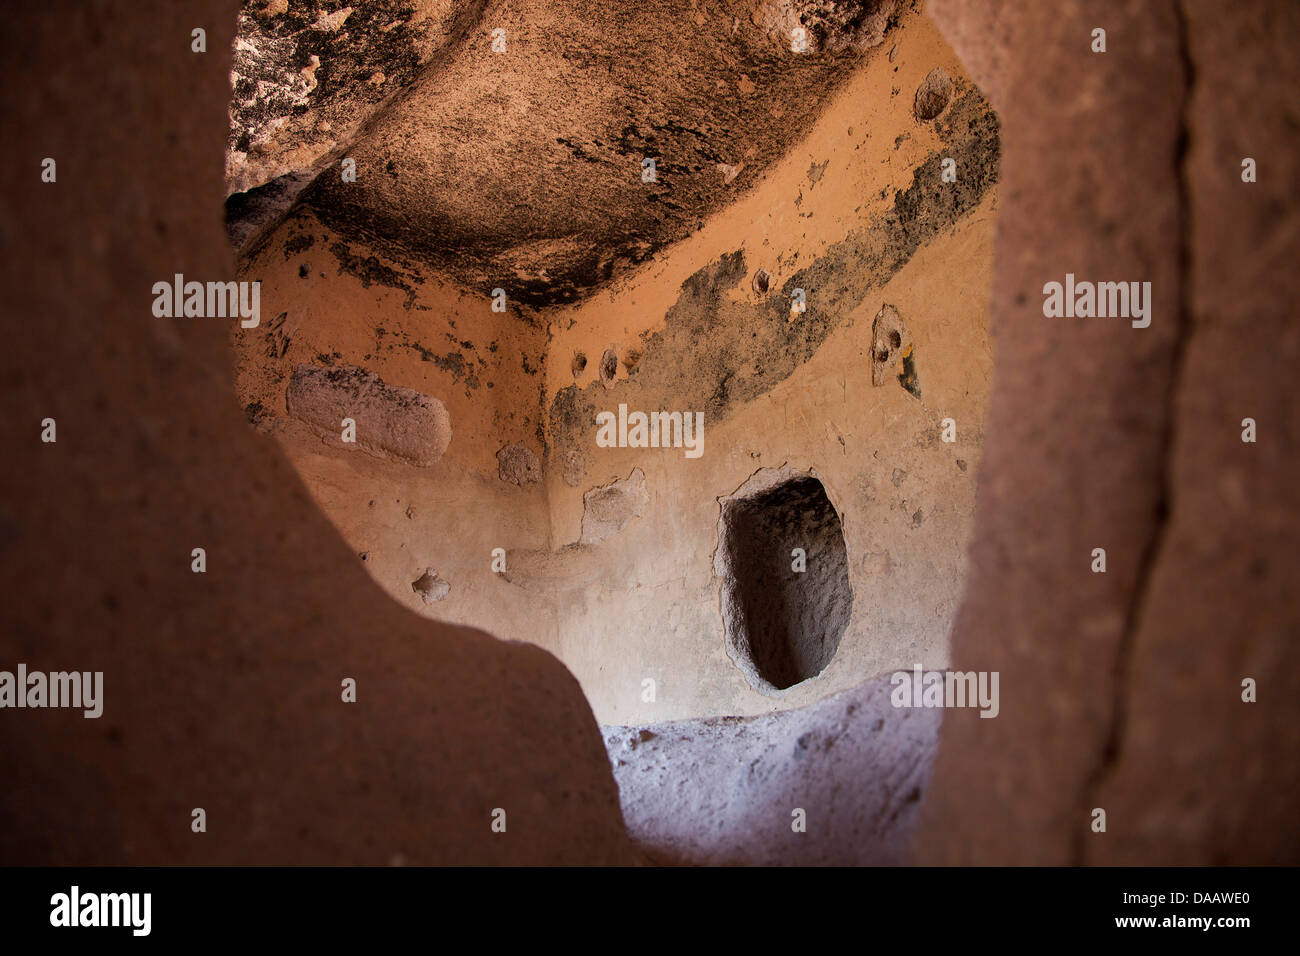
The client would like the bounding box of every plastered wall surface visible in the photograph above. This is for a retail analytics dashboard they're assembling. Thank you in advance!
[231,7,1000,725]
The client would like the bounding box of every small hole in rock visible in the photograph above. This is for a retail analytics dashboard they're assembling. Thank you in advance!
[752,269,770,295]
[571,351,587,377]
[599,348,618,386]
[913,67,954,121]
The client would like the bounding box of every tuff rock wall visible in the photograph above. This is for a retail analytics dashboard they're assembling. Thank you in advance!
[230,1,1000,726]
[0,0,634,866]
[1,0,1295,868]
[920,0,1300,865]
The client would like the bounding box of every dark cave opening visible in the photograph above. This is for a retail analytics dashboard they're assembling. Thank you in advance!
[718,474,853,691]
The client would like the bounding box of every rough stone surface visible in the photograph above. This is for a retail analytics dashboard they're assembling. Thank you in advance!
[0,0,635,866]
[1084,0,1300,865]
[562,448,586,488]
[580,469,649,545]
[546,82,999,470]
[226,0,467,196]
[605,674,938,865]
[497,441,541,486]
[536,8,999,724]
[916,0,1187,867]
[598,348,619,390]
[285,363,452,466]
[754,0,899,55]
[297,0,905,306]
[224,1,479,254]
[9,0,1292,872]
[411,568,451,604]
[231,3,1000,726]
[919,0,1300,865]
[501,544,606,593]
[912,66,953,120]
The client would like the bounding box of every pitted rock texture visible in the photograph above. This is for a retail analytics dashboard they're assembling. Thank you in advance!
[605,675,938,865]
[1,0,635,867]
[598,349,619,390]
[754,0,899,54]
[919,0,1300,866]
[580,469,649,545]
[497,442,542,485]
[295,0,903,306]
[870,302,911,385]
[226,0,472,197]
[913,66,953,120]
[286,363,452,465]
[715,467,852,693]
[546,84,999,467]
[412,568,451,603]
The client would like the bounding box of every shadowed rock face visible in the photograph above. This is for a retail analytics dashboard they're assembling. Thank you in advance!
[1,0,637,865]
[8,0,1292,872]
[918,0,1300,866]
[234,0,902,305]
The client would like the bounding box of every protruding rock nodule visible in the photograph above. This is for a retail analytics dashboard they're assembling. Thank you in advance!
[580,469,649,545]
[914,67,954,121]
[497,442,541,486]
[285,364,451,466]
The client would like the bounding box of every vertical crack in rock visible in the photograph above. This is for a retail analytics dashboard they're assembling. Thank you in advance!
[1071,0,1199,865]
